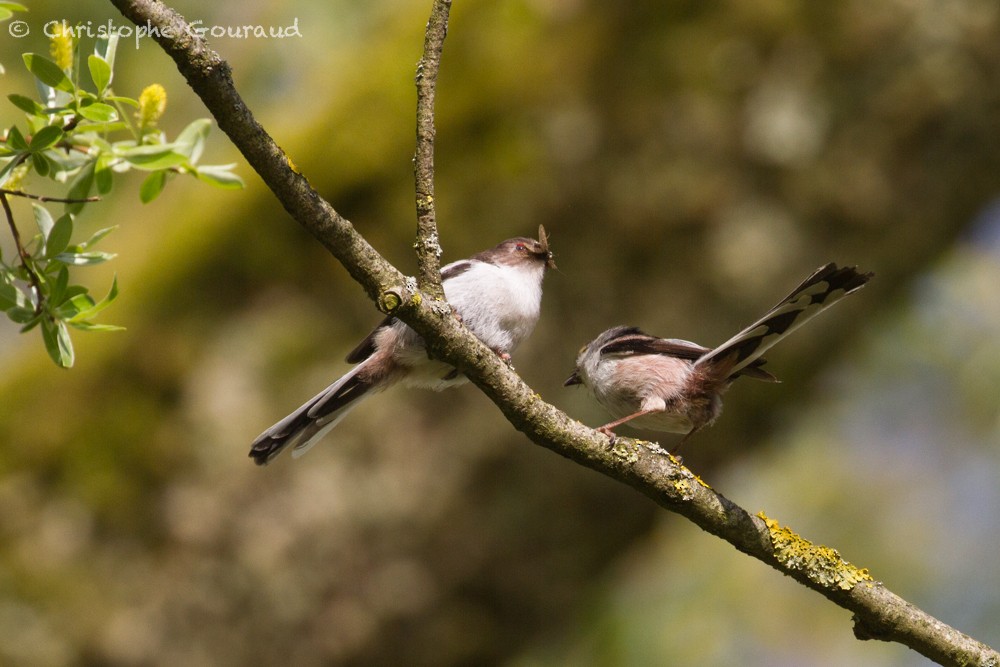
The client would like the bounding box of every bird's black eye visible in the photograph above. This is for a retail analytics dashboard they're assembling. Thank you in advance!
[515,242,528,252]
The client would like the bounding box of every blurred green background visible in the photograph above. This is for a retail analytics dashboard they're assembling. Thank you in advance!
[2,0,999,665]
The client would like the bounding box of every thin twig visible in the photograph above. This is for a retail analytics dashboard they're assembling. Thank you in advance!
[0,189,101,204]
[0,190,44,314]
[413,0,452,300]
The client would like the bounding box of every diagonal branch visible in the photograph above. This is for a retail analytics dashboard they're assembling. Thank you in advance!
[413,0,452,300]
[107,1,999,665]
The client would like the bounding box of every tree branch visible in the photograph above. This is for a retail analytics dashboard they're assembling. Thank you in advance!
[413,0,451,300]
[1,188,44,315]
[0,189,101,204]
[107,1,999,664]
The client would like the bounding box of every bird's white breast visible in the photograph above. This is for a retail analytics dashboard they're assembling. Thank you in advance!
[444,260,545,354]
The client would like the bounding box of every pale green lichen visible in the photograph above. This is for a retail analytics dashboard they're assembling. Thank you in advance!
[610,440,640,465]
[758,511,873,591]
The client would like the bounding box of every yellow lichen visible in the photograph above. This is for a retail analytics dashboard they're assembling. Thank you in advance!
[671,477,693,500]
[379,291,401,313]
[691,473,712,490]
[758,511,872,591]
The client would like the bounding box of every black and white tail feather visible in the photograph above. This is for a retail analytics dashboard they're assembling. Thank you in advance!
[250,361,380,464]
[696,263,872,378]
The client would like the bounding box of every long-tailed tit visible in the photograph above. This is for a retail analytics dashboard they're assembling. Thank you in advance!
[250,227,555,465]
[564,264,872,445]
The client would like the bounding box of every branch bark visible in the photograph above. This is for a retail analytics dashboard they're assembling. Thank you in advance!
[412,0,451,300]
[108,1,999,665]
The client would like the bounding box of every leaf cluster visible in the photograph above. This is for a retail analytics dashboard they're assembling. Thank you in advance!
[0,16,243,367]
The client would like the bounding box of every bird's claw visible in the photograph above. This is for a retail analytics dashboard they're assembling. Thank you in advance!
[494,349,514,368]
[597,427,617,448]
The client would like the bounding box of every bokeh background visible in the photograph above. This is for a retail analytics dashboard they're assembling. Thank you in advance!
[2,0,999,665]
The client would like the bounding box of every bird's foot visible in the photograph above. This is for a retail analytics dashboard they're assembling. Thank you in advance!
[597,426,618,448]
[493,349,514,368]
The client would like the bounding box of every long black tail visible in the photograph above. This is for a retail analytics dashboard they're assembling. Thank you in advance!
[249,364,374,465]
[696,263,872,377]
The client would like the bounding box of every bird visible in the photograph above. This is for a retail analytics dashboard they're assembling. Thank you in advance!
[564,263,872,447]
[250,227,556,465]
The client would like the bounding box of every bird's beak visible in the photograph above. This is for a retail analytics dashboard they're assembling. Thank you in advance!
[537,225,556,269]
[563,370,582,387]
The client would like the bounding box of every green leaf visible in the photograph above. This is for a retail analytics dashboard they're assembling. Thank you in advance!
[7,306,38,325]
[31,151,49,176]
[95,155,113,195]
[77,225,117,250]
[32,202,55,238]
[195,165,244,189]
[42,317,74,368]
[195,164,243,190]
[88,55,112,94]
[8,94,43,115]
[139,170,167,203]
[0,4,23,20]
[34,152,66,179]
[6,125,29,150]
[72,120,127,135]
[45,214,74,259]
[77,102,117,123]
[176,119,211,162]
[58,284,89,304]
[105,95,139,108]
[66,162,95,213]
[19,319,41,333]
[54,251,116,266]
[69,274,118,323]
[0,282,25,311]
[69,321,125,332]
[119,145,189,171]
[95,32,119,73]
[55,292,94,319]
[23,54,75,94]
[29,125,64,151]
[50,265,69,304]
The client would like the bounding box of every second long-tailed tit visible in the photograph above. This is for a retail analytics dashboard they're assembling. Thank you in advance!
[564,263,872,446]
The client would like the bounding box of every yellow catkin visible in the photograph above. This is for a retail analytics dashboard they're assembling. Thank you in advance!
[137,84,168,129]
[49,22,75,71]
